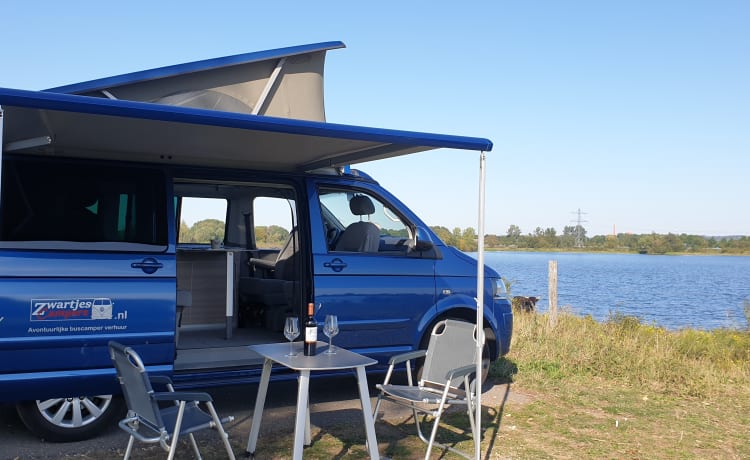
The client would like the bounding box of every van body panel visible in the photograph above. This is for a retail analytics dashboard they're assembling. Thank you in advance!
[0,250,176,401]
[313,269,437,361]
[0,364,172,402]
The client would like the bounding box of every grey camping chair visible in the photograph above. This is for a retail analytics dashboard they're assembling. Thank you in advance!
[108,341,236,460]
[373,319,480,459]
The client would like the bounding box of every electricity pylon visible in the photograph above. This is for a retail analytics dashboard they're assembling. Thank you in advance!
[571,208,588,248]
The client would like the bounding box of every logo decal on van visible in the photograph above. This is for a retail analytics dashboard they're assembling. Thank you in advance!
[30,298,114,321]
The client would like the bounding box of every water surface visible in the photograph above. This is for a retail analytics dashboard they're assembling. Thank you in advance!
[480,251,750,330]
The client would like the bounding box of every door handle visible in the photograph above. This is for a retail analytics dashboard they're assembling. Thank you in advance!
[323,258,347,272]
[131,257,164,274]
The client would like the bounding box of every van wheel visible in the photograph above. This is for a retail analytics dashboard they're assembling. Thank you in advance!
[16,395,123,442]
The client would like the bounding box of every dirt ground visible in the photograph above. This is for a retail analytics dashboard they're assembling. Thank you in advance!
[0,377,528,459]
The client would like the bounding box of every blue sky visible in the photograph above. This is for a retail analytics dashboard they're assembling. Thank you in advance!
[2,1,748,237]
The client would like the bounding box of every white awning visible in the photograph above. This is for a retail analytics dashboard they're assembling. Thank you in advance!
[1,87,492,172]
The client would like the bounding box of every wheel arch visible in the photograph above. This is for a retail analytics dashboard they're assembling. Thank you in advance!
[419,304,499,362]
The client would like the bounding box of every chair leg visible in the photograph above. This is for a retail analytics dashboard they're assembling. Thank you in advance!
[466,397,478,452]
[414,409,430,444]
[123,434,135,460]
[373,392,384,421]
[187,433,202,459]
[423,399,449,460]
[167,401,187,460]
[206,401,236,460]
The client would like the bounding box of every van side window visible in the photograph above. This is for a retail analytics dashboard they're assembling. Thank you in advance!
[177,197,228,244]
[252,196,296,249]
[0,158,167,249]
[319,189,412,253]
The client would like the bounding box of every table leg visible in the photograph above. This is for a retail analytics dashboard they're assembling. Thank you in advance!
[305,397,312,445]
[225,251,234,339]
[293,370,311,460]
[355,366,380,459]
[246,358,272,455]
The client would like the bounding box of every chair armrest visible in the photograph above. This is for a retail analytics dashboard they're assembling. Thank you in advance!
[387,349,427,365]
[381,349,427,387]
[445,364,477,381]
[149,375,174,386]
[149,375,175,392]
[249,258,276,270]
[152,391,213,403]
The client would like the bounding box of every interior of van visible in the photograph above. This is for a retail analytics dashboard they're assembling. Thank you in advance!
[173,181,301,372]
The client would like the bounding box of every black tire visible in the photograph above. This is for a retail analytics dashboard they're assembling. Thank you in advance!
[16,394,124,442]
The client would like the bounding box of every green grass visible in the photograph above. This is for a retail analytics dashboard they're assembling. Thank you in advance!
[54,308,750,459]
[492,308,750,458]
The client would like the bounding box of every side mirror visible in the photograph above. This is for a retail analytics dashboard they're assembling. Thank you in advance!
[414,227,434,252]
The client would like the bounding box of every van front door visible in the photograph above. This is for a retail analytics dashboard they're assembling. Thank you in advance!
[311,186,436,362]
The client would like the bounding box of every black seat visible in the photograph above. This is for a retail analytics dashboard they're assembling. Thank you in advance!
[334,195,380,252]
[244,228,299,330]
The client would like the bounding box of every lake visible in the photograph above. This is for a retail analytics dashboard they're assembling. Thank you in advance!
[478,251,750,331]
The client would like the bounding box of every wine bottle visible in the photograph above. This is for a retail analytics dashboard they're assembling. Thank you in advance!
[303,302,317,356]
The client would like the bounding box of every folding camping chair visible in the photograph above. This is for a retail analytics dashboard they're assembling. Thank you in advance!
[108,341,236,460]
[373,319,480,459]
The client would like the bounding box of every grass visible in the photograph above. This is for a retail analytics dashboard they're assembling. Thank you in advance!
[49,306,750,459]
[491,306,750,459]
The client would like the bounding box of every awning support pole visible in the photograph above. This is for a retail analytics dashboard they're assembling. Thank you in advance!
[475,150,486,460]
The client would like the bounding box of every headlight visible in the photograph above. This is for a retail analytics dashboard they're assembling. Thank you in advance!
[492,278,508,299]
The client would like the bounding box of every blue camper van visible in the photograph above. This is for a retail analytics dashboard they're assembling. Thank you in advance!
[0,42,512,441]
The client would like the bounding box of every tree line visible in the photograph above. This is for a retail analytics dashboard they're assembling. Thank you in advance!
[179,220,289,248]
[437,224,750,255]
[180,219,750,255]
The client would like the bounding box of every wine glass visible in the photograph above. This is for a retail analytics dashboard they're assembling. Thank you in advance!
[323,314,339,354]
[284,316,300,357]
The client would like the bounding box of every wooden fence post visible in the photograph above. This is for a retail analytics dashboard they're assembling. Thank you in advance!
[548,260,558,328]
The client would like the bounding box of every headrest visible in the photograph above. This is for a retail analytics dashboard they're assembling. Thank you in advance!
[349,195,375,216]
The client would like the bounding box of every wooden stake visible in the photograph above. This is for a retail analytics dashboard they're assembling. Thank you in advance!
[548,260,558,328]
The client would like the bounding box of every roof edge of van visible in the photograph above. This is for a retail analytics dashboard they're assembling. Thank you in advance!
[44,41,346,95]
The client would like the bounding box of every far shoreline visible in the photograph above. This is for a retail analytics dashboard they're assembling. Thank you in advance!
[479,247,750,257]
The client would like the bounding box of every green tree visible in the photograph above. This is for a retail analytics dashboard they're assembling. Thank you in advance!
[506,224,521,239]
[460,227,478,252]
[186,219,225,243]
[485,233,500,248]
[430,226,454,246]
[179,220,192,242]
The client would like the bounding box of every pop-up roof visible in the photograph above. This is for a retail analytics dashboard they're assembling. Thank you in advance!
[46,41,346,122]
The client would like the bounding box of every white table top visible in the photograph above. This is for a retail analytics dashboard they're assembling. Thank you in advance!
[250,342,377,371]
